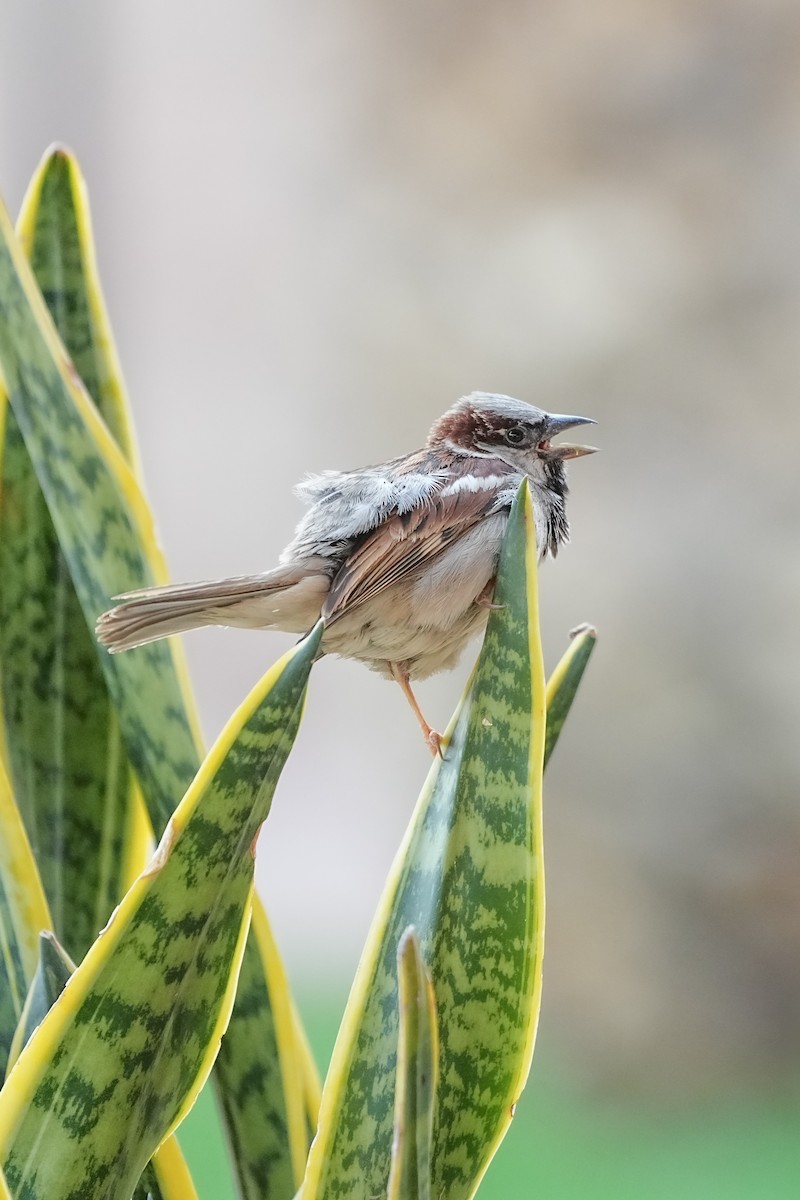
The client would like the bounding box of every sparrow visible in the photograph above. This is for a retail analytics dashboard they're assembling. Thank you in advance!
[97,392,595,753]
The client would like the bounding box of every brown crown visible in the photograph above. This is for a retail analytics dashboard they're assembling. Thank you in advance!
[427,402,507,449]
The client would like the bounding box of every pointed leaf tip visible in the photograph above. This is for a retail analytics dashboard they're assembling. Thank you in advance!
[544,623,597,767]
[5,931,75,1076]
[388,928,438,1200]
[569,622,597,640]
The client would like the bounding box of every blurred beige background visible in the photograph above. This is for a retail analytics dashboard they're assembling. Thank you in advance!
[1,0,799,1104]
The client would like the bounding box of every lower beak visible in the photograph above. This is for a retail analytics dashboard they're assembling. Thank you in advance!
[543,443,597,460]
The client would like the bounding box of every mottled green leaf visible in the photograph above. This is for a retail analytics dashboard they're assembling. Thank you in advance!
[0,758,50,1078]
[136,1164,169,1200]
[0,148,202,1195]
[0,626,320,1200]
[0,185,202,832]
[544,623,596,768]
[0,147,137,961]
[5,931,74,1075]
[222,901,316,1194]
[387,929,438,1200]
[303,482,546,1200]
[2,898,197,1200]
[0,175,316,1196]
[15,146,140,462]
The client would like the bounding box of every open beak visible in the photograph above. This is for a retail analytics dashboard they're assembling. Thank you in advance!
[538,413,597,460]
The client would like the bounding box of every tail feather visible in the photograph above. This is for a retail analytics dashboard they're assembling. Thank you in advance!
[110,573,276,605]
[96,566,329,652]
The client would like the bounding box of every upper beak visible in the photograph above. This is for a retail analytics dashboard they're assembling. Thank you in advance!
[539,412,597,460]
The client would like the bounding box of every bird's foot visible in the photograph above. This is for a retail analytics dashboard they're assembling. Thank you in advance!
[390,661,444,758]
[476,578,503,609]
[426,727,444,758]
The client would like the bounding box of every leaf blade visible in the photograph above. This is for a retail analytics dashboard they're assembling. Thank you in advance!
[15,146,141,465]
[0,626,320,1200]
[5,932,75,1075]
[0,170,318,1196]
[0,759,51,1077]
[0,185,202,832]
[386,928,438,1200]
[3,892,199,1200]
[544,623,597,767]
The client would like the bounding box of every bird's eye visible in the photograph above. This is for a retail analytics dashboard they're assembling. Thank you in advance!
[504,426,527,445]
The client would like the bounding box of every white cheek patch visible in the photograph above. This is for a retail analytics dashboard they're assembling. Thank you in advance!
[441,438,483,458]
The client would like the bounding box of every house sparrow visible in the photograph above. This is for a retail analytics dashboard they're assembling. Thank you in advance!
[97,392,595,753]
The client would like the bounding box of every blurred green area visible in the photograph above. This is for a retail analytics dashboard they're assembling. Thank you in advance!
[181,987,800,1200]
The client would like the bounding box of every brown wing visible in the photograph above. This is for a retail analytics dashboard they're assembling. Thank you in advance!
[321,476,507,623]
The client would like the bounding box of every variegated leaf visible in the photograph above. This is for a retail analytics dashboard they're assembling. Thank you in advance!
[5,932,75,1075]
[5,929,197,1200]
[0,170,317,1198]
[0,147,138,960]
[544,623,596,767]
[0,626,320,1200]
[386,928,438,1200]
[0,759,50,1078]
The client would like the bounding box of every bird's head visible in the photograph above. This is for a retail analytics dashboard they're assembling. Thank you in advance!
[428,392,597,491]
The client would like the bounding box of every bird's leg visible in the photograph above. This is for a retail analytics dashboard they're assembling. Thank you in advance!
[475,577,503,609]
[390,662,443,757]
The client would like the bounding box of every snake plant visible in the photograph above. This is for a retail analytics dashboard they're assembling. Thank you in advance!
[0,146,595,1200]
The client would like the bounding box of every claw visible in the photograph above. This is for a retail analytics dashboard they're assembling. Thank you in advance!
[476,577,503,609]
[427,728,444,758]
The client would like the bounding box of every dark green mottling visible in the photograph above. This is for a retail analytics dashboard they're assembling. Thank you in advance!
[214,946,298,1200]
[133,1163,162,1200]
[0,892,27,1080]
[11,937,180,1200]
[0,171,313,1198]
[0,415,132,960]
[23,153,136,459]
[9,932,73,1066]
[0,153,138,961]
[388,930,436,1200]
[2,627,320,1200]
[0,232,201,828]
